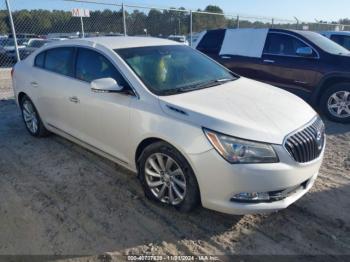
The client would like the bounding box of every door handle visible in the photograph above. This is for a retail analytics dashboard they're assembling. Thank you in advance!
[30,81,39,87]
[69,96,80,103]
[220,56,231,59]
[263,59,275,64]
[294,80,308,85]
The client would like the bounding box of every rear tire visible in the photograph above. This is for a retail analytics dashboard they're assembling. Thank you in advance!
[320,83,350,123]
[20,95,50,137]
[138,141,200,213]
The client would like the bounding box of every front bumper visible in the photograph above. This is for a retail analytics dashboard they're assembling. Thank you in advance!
[188,144,324,215]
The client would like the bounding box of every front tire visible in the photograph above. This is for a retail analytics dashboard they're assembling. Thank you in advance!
[20,95,50,137]
[138,141,200,213]
[320,83,350,123]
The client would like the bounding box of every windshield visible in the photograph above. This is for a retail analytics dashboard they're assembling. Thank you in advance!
[301,31,350,55]
[116,45,236,95]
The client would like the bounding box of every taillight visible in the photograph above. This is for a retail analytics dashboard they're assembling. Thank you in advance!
[11,67,14,78]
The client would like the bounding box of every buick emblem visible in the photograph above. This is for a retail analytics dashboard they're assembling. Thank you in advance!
[316,130,324,150]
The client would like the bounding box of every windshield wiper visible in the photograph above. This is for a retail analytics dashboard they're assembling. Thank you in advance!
[160,78,234,95]
[179,78,234,92]
[216,78,234,83]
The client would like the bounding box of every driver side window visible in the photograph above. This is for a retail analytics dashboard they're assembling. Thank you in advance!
[75,48,129,88]
[264,33,315,57]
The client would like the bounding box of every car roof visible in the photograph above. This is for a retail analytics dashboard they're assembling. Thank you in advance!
[205,28,310,36]
[207,27,321,36]
[268,28,326,39]
[43,36,182,50]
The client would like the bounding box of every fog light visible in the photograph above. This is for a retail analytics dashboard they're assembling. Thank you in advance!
[231,192,270,202]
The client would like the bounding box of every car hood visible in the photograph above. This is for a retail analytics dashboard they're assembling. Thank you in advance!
[158,77,317,144]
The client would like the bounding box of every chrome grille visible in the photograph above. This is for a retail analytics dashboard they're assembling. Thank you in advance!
[284,117,325,163]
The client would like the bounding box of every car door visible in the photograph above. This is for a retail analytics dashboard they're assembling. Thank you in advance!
[32,46,83,137]
[259,32,319,94]
[69,47,133,163]
[218,54,263,80]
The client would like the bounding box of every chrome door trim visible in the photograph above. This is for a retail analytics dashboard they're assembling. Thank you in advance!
[263,59,275,63]
[47,123,129,166]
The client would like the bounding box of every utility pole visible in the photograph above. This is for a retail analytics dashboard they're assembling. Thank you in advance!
[190,10,193,46]
[122,2,127,36]
[5,0,20,62]
[80,16,85,38]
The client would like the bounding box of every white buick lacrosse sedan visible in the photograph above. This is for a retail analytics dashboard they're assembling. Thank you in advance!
[12,37,325,215]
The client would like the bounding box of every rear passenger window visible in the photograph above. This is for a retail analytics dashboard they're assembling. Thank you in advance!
[34,52,45,68]
[197,29,225,54]
[75,48,129,87]
[44,47,75,77]
[264,33,313,56]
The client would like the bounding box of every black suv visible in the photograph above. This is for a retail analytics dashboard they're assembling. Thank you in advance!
[195,28,350,123]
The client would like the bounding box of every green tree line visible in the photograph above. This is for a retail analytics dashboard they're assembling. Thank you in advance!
[0,5,349,36]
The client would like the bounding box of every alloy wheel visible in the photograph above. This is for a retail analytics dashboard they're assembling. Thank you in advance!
[144,153,187,205]
[22,99,39,134]
[327,90,350,118]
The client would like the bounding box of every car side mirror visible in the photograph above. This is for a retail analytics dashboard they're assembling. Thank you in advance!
[91,77,123,93]
[296,47,313,57]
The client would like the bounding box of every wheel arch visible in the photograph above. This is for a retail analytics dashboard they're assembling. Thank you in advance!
[17,91,28,106]
[134,136,202,207]
[135,137,164,169]
[311,74,350,106]
[134,137,199,181]
[135,137,194,171]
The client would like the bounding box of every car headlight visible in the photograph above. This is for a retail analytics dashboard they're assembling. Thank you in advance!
[203,128,279,164]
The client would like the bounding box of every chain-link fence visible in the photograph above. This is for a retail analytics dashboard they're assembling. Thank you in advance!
[0,0,125,69]
[1,0,350,69]
[124,5,190,38]
[10,0,124,38]
[0,0,11,67]
[303,22,350,31]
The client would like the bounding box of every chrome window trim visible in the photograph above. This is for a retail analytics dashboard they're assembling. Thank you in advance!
[263,32,320,59]
[35,46,76,77]
[33,44,140,99]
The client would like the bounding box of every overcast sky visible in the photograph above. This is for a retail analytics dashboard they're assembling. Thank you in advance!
[9,0,350,22]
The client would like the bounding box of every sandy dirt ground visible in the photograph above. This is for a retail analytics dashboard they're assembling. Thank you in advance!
[0,83,349,261]
[0,69,13,100]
